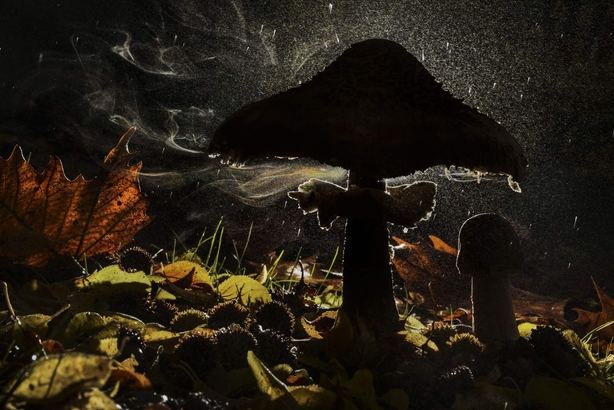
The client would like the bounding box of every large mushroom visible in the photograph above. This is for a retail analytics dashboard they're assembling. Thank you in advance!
[209,39,527,333]
[456,213,525,350]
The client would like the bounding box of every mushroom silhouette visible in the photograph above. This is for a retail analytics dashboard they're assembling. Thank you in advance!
[456,213,525,350]
[209,39,527,333]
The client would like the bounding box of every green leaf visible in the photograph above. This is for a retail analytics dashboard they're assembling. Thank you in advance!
[218,276,271,308]
[9,352,112,404]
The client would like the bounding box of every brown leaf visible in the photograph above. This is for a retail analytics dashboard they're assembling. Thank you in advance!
[0,127,150,267]
[573,277,614,340]
[392,235,468,309]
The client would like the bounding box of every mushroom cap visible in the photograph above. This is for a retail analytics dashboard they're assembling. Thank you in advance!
[456,213,524,278]
[209,39,527,182]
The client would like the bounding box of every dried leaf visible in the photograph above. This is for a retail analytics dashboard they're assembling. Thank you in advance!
[573,277,614,340]
[0,127,150,267]
[108,368,153,392]
[428,235,458,256]
[155,261,213,290]
[392,235,468,308]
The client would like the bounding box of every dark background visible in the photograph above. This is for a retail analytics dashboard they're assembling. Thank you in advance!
[1,0,613,300]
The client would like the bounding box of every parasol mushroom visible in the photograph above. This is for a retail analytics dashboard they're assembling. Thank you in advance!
[456,213,524,350]
[209,39,527,333]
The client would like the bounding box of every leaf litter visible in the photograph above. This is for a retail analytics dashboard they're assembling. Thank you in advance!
[0,130,614,408]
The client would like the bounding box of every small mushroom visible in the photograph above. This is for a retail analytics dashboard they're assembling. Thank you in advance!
[209,39,527,333]
[456,213,524,349]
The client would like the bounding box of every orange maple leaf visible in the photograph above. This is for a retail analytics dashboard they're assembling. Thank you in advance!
[0,127,151,267]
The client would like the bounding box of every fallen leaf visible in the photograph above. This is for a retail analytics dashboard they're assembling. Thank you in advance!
[573,277,614,340]
[247,350,300,409]
[218,275,272,308]
[343,369,379,410]
[108,368,153,392]
[392,235,468,309]
[287,385,337,410]
[428,235,458,256]
[10,352,112,404]
[74,265,164,295]
[155,260,213,291]
[0,127,150,268]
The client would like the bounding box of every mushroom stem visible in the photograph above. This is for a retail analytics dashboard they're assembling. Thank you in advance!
[341,171,401,332]
[456,213,524,351]
[471,274,519,348]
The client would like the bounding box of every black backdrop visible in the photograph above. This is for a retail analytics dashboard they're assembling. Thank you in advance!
[1,0,613,300]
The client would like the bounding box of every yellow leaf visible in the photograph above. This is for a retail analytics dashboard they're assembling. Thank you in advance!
[156,260,212,289]
[218,275,271,308]
[75,265,164,295]
[247,351,300,409]
[343,369,379,410]
[288,385,338,409]
[518,322,537,339]
[11,353,112,404]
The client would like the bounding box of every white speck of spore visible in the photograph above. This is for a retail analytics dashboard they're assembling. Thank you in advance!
[329,3,333,13]
[573,216,577,229]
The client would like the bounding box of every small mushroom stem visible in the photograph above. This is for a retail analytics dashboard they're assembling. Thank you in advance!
[471,273,519,349]
[341,171,401,332]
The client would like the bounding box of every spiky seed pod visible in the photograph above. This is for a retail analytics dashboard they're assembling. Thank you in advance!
[117,246,155,273]
[447,333,484,354]
[424,323,457,351]
[270,286,317,319]
[144,298,179,327]
[115,326,146,364]
[216,327,257,371]
[170,308,209,332]
[529,325,582,378]
[529,325,574,357]
[446,333,484,374]
[433,366,475,407]
[173,330,220,381]
[254,328,297,368]
[208,300,249,329]
[254,300,296,337]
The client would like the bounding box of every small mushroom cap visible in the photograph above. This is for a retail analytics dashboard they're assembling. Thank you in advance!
[456,213,524,277]
[209,39,527,183]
